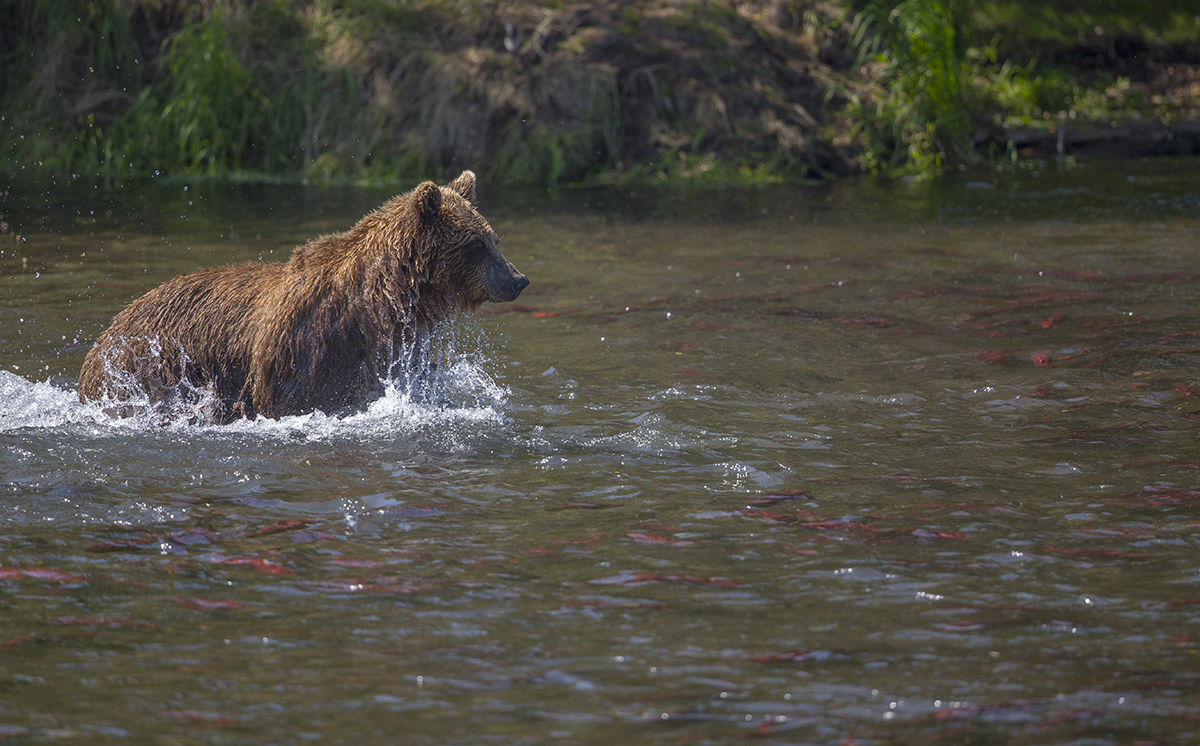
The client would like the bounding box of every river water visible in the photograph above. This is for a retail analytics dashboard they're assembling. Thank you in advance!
[2,159,1198,744]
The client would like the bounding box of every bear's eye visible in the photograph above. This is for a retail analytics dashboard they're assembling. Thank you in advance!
[464,240,489,261]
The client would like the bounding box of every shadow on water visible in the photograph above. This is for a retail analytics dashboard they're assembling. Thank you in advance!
[1,157,1199,744]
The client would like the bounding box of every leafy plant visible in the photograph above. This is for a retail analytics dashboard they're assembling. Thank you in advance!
[132,11,266,174]
[847,0,977,177]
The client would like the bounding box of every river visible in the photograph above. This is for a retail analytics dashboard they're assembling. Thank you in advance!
[2,158,1198,744]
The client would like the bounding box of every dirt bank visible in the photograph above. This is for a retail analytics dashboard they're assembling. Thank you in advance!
[479,0,861,178]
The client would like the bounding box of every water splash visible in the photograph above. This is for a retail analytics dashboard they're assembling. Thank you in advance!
[0,370,111,430]
[0,318,510,441]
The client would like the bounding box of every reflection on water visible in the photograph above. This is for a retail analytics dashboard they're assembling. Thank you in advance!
[2,159,1199,743]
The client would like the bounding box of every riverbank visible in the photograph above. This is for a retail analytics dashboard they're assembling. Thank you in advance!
[2,0,1198,185]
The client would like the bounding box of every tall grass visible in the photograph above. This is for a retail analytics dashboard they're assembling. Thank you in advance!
[1,0,141,175]
[490,66,621,185]
[845,0,1200,177]
[847,0,977,176]
[125,11,264,175]
[1,1,337,180]
[0,0,612,185]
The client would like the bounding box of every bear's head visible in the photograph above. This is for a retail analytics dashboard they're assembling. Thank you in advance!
[410,171,528,309]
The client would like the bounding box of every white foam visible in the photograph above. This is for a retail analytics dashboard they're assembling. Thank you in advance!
[0,320,510,442]
[0,370,114,430]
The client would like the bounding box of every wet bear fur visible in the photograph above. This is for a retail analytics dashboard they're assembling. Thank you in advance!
[77,171,527,422]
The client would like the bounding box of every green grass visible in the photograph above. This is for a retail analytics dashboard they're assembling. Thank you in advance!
[1,0,485,183]
[490,68,621,185]
[846,0,975,177]
[845,0,1200,177]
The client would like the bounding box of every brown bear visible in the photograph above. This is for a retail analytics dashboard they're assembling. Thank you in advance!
[77,170,527,423]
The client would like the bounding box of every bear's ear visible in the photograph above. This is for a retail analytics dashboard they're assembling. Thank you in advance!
[445,170,477,205]
[413,181,443,225]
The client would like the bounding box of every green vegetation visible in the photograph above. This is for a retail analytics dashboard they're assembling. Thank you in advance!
[846,0,1200,176]
[848,0,975,175]
[1,0,1197,185]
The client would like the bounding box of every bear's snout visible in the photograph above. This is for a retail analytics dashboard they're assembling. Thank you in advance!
[478,248,529,303]
[489,267,528,303]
